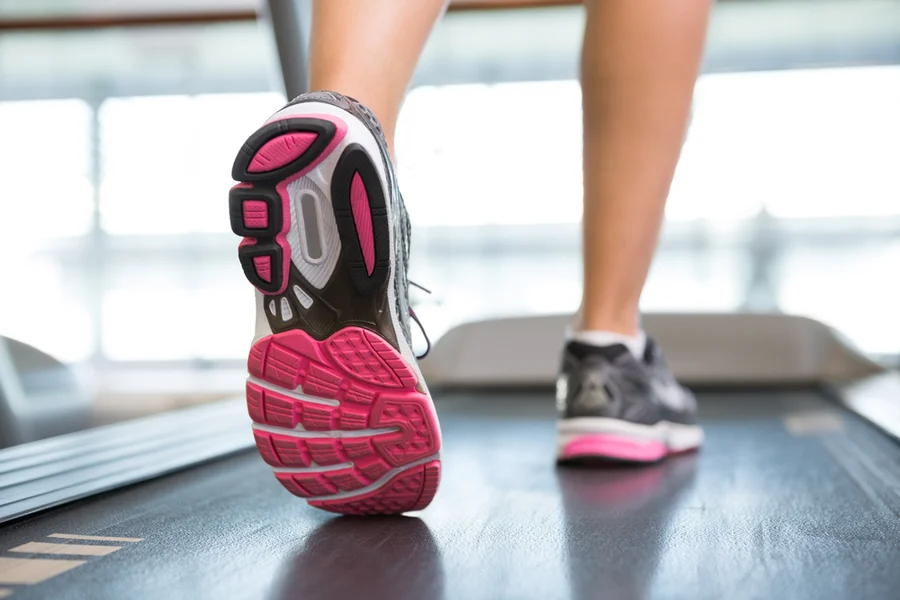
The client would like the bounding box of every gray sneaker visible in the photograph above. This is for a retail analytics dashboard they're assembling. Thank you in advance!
[229,92,441,514]
[556,338,703,462]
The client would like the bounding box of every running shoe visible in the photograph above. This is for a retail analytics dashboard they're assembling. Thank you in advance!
[229,91,441,515]
[556,338,703,462]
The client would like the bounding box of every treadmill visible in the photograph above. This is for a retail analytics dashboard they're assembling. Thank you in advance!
[3,3,900,599]
[1,312,899,600]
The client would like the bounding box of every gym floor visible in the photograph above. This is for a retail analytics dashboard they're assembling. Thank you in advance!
[2,389,899,600]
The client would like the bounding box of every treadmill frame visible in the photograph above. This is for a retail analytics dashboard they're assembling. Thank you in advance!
[2,1,898,525]
[1,312,897,525]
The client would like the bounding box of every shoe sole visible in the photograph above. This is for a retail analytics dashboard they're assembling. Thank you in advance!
[556,418,703,463]
[230,101,441,515]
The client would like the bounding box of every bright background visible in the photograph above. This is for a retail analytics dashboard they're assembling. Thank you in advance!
[0,0,898,392]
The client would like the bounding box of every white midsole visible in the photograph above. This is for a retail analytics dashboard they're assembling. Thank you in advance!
[247,376,339,407]
[556,418,704,455]
[271,462,353,474]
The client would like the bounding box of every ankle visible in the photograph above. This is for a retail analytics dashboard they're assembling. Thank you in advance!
[306,84,398,152]
[567,329,647,360]
[571,308,640,337]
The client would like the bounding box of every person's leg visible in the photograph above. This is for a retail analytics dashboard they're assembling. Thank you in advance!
[231,0,446,514]
[557,0,711,463]
[309,0,448,156]
[576,0,711,348]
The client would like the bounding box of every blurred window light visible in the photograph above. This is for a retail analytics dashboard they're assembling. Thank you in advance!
[101,284,254,361]
[1,64,898,363]
[0,99,94,244]
[675,66,900,221]
[398,65,900,225]
[99,92,284,235]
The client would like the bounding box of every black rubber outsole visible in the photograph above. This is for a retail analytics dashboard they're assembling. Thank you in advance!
[229,114,401,349]
[331,143,391,297]
[231,117,337,183]
[229,117,340,295]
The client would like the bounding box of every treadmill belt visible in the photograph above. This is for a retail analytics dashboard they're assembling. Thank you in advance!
[1,390,899,600]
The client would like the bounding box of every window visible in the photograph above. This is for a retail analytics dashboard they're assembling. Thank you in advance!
[2,68,898,363]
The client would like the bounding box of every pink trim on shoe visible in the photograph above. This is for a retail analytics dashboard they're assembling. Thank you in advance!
[350,172,375,275]
[242,200,269,229]
[233,114,348,295]
[248,132,318,173]
[561,434,667,463]
[252,256,272,283]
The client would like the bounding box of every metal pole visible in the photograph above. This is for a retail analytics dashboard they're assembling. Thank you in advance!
[87,91,106,366]
[0,337,31,447]
[264,0,311,99]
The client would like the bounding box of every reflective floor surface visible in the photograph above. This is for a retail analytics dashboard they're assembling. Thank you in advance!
[1,390,899,600]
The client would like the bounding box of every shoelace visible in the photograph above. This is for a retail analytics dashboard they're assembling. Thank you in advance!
[409,280,432,360]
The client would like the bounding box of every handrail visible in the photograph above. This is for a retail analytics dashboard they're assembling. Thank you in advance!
[0,9,257,31]
[0,0,581,32]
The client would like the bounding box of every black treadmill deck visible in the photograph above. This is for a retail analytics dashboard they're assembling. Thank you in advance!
[1,390,899,600]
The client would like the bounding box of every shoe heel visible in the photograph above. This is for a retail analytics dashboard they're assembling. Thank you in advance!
[229,115,348,295]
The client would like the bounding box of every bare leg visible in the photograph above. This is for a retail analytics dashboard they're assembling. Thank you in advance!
[309,0,447,156]
[579,0,711,337]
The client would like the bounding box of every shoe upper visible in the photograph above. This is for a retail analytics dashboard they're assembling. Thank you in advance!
[284,91,415,349]
[556,338,698,426]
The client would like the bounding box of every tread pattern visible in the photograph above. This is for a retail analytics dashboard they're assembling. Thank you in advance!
[247,327,440,514]
[231,101,441,515]
[229,116,346,295]
[309,461,441,515]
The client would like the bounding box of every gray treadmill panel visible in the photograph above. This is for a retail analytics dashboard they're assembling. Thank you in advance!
[0,390,898,600]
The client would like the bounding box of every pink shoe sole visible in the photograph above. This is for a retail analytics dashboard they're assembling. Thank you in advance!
[230,102,441,514]
[248,328,440,515]
[560,433,701,464]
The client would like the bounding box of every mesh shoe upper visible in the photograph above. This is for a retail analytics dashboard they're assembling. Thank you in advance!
[557,338,698,426]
